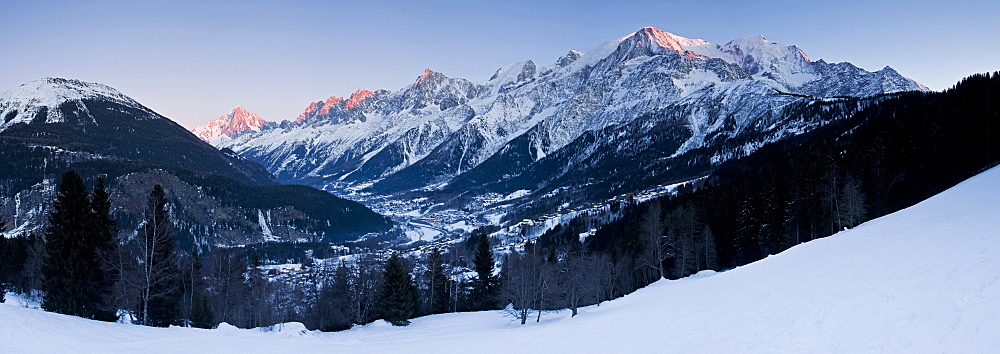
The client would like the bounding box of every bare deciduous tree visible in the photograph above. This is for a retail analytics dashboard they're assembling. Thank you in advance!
[136,185,181,327]
[351,253,383,325]
[558,252,603,317]
[640,201,669,279]
[839,177,868,229]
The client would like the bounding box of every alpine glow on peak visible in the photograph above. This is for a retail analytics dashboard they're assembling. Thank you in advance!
[191,105,270,143]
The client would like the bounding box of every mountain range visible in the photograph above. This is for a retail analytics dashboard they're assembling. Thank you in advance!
[200,27,926,229]
[0,27,931,248]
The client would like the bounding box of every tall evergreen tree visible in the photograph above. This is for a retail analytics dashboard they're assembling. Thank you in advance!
[471,233,498,310]
[189,291,215,329]
[88,177,119,321]
[187,249,215,329]
[39,172,118,320]
[138,185,182,327]
[316,261,353,331]
[378,253,418,326]
[9,233,45,295]
[0,210,6,303]
[42,170,103,319]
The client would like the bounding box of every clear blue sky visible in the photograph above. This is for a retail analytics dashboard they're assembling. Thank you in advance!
[1,0,997,128]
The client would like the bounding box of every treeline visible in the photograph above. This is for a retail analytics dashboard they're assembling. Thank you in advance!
[1,192,615,329]
[584,72,1000,295]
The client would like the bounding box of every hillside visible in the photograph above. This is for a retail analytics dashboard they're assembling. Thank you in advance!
[4,164,999,351]
[0,78,390,246]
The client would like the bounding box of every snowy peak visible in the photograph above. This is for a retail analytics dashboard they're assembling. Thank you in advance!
[875,66,930,91]
[413,69,457,92]
[722,34,811,64]
[606,27,712,63]
[292,89,376,125]
[318,96,345,115]
[295,101,322,123]
[710,35,926,95]
[344,89,374,110]
[0,78,149,130]
[295,96,347,123]
[191,105,269,143]
[1,78,140,108]
[635,27,710,52]
[678,34,813,73]
[557,50,582,67]
[414,68,435,87]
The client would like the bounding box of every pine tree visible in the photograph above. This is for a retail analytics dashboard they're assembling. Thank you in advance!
[0,212,6,303]
[426,247,450,314]
[471,233,497,310]
[42,171,95,317]
[40,172,119,320]
[89,177,119,321]
[378,254,418,326]
[139,185,182,327]
[187,249,214,329]
[249,250,262,267]
[316,261,353,331]
[189,291,215,329]
[11,233,45,295]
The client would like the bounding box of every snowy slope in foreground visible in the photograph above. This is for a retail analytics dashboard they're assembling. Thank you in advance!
[4,168,1000,352]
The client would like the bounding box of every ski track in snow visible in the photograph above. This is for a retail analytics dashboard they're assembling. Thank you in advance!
[4,167,1000,352]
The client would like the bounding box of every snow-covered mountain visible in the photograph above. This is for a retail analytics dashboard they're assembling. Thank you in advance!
[0,78,156,131]
[6,164,999,351]
[0,77,389,245]
[216,27,926,225]
[0,77,274,184]
[191,106,271,143]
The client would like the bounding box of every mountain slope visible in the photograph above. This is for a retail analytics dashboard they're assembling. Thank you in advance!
[0,78,390,246]
[5,164,999,352]
[0,78,275,185]
[217,27,926,226]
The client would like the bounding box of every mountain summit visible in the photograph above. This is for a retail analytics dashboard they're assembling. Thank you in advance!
[632,27,711,53]
[0,78,153,131]
[192,105,270,143]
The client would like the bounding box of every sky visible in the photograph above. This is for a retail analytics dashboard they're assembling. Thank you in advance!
[1,0,997,129]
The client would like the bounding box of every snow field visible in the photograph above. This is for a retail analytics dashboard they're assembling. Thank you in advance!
[4,166,1000,352]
